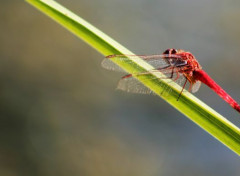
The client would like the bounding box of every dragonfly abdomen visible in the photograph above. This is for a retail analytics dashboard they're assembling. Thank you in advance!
[194,70,240,113]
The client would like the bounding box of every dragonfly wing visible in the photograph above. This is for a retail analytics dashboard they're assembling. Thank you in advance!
[191,81,201,93]
[101,58,126,72]
[101,55,171,72]
[116,68,185,95]
[117,76,153,94]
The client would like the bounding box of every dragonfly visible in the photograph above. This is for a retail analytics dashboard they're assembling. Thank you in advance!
[102,49,240,113]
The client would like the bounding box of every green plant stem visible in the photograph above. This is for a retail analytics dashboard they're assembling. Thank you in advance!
[26,0,240,155]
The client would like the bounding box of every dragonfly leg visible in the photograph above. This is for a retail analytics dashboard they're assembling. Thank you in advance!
[177,78,188,101]
[170,67,174,79]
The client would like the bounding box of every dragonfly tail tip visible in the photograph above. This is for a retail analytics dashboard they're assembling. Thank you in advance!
[234,105,240,113]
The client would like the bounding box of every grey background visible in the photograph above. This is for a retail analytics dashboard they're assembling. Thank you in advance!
[1,0,240,175]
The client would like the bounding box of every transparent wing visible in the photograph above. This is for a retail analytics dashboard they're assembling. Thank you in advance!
[116,68,188,95]
[117,76,153,94]
[101,57,126,72]
[101,54,181,72]
[191,81,201,93]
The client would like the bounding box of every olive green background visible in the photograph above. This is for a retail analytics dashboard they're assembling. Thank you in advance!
[1,0,240,175]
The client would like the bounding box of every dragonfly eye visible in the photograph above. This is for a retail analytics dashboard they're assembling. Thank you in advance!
[163,49,170,54]
[171,49,177,54]
[163,49,177,55]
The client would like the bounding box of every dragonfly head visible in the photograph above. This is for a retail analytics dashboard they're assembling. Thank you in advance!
[163,48,190,55]
[164,49,195,59]
[163,48,178,55]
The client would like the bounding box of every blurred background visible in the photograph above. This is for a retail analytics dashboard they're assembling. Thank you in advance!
[1,0,240,175]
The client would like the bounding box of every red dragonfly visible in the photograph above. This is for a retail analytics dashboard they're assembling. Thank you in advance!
[102,49,240,113]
